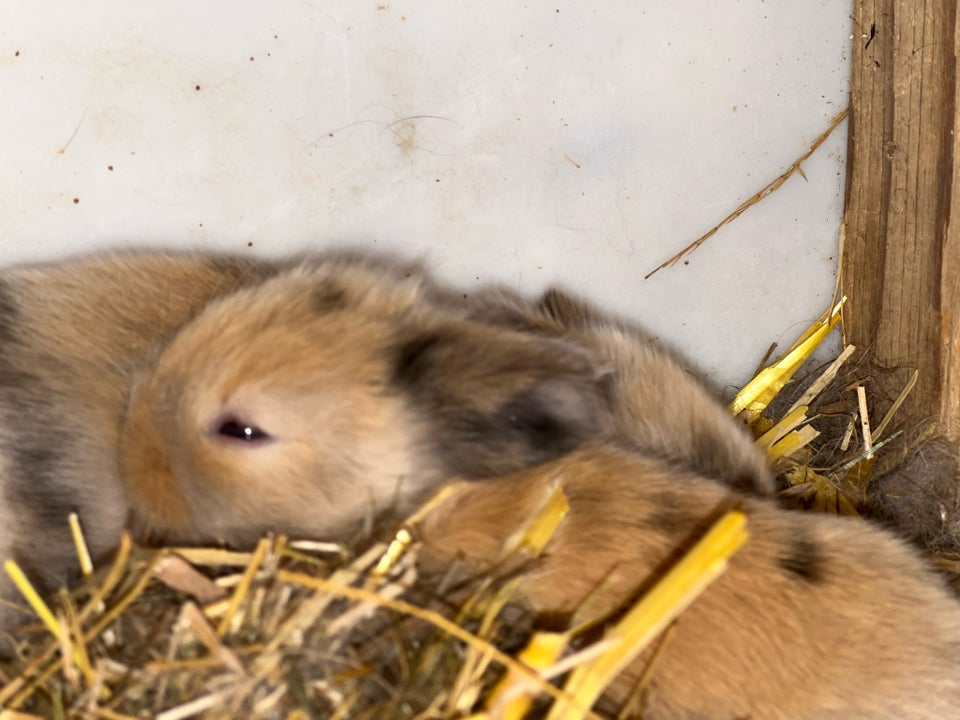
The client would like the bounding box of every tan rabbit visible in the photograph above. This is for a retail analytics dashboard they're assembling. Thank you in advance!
[0,251,283,643]
[460,286,774,496]
[117,258,613,548]
[0,249,615,643]
[414,444,960,719]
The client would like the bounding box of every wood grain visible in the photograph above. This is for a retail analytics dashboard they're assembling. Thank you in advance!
[843,0,960,437]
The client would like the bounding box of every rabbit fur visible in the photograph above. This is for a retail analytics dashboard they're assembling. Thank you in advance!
[0,250,610,640]
[415,444,960,719]
[459,285,774,495]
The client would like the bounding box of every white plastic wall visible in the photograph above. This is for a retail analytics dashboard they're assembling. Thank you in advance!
[0,1,850,391]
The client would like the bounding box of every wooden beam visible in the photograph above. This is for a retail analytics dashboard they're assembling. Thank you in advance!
[843,0,960,439]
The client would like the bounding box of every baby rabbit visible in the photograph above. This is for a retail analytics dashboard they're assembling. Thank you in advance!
[118,258,612,546]
[415,444,960,719]
[461,286,774,496]
[0,251,280,641]
[0,250,611,644]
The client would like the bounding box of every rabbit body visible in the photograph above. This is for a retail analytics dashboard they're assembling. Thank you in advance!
[416,444,960,719]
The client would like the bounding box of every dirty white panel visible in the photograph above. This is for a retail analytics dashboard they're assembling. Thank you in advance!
[0,1,849,391]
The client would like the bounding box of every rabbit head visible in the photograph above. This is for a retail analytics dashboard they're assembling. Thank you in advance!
[119,260,613,546]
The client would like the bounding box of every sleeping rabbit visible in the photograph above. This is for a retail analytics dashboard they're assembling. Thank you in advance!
[0,251,281,642]
[0,250,610,644]
[415,444,960,719]
[460,285,774,496]
[118,257,612,547]
[0,247,774,650]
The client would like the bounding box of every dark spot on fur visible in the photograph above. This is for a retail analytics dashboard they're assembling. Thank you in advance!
[4,399,76,523]
[391,333,442,386]
[0,285,102,600]
[492,602,537,655]
[0,378,79,593]
[0,318,78,588]
[495,385,588,455]
[393,326,606,478]
[729,473,761,495]
[0,281,20,345]
[688,429,770,496]
[424,408,520,478]
[647,501,701,535]
[312,283,348,314]
[428,381,597,479]
[536,610,576,633]
[778,537,825,582]
[8,447,74,522]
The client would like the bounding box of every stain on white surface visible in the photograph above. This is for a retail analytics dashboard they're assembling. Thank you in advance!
[0,1,849,390]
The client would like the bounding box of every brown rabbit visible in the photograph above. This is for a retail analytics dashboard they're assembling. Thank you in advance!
[460,286,774,496]
[414,444,960,719]
[118,258,612,547]
[0,250,611,644]
[0,251,282,643]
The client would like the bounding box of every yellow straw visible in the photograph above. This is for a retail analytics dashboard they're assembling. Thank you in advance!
[731,297,845,419]
[546,510,749,720]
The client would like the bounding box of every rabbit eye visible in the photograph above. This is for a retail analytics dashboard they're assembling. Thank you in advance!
[214,417,271,443]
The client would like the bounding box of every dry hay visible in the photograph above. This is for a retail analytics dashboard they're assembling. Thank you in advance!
[0,493,745,720]
[0,529,536,720]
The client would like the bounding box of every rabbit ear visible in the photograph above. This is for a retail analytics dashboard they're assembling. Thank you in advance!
[455,286,601,335]
[537,287,602,329]
[390,321,614,479]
